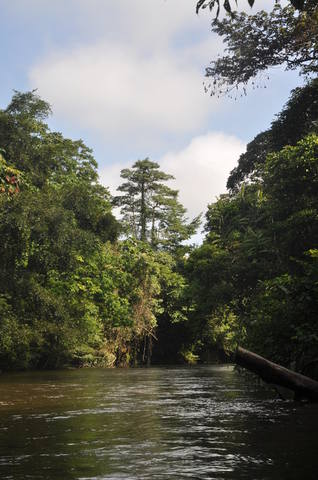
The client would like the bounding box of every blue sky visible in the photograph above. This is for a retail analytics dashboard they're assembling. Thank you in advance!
[1,0,303,224]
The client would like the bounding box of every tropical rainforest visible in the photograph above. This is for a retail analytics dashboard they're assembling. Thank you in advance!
[0,0,317,376]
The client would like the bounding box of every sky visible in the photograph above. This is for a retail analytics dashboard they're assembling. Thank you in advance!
[0,0,303,240]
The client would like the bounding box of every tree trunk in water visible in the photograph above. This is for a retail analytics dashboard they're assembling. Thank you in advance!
[234,347,318,402]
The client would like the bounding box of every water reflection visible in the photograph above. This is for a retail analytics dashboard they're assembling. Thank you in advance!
[0,366,317,479]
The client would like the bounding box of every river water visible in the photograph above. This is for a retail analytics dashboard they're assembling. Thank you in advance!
[0,365,317,480]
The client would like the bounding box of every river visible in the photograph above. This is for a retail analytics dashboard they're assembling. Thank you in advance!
[0,365,317,479]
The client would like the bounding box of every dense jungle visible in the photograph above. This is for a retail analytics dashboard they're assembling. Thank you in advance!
[0,0,317,379]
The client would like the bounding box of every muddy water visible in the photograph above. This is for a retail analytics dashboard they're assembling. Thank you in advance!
[0,365,317,479]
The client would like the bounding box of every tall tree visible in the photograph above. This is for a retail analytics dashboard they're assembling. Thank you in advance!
[114,159,200,251]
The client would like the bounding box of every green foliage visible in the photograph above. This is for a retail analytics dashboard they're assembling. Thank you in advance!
[3,83,317,372]
[247,266,318,368]
[179,348,199,365]
[0,151,21,196]
[0,91,192,370]
[114,158,174,242]
[0,294,34,369]
[196,0,314,17]
[202,3,318,95]
[114,158,200,252]
[207,306,243,353]
[0,92,121,369]
[227,79,318,191]
[0,91,99,188]
[185,131,318,369]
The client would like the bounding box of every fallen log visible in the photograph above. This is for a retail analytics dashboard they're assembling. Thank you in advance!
[233,347,318,402]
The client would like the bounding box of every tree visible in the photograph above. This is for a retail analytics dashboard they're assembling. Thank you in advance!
[0,150,21,196]
[0,91,122,369]
[199,3,318,95]
[227,79,318,191]
[114,158,200,251]
[0,91,193,370]
[196,0,316,17]
[0,91,99,188]
[184,134,318,368]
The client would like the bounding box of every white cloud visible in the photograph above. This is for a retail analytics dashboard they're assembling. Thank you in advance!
[100,131,246,222]
[5,0,208,46]
[27,0,222,152]
[29,42,214,149]
[160,132,245,219]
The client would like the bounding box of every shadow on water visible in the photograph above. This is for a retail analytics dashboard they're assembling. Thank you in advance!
[0,365,317,479]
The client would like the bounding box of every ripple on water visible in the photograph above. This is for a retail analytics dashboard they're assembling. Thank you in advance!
[0,366,317,480]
